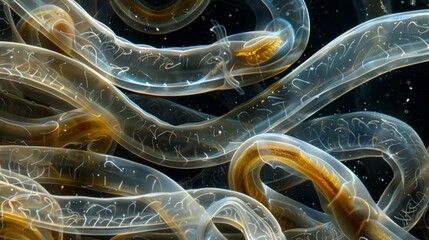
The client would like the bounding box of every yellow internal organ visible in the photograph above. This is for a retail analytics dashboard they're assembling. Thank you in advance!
[230,142,398,239]
[235,35,284,65]
[0,212,58,240]
[17,5,75,54]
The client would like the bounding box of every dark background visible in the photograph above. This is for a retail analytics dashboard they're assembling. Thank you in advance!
[93,0,429,147]
[80,0,429,238]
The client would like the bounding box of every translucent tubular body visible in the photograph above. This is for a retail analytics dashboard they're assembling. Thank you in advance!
[0,109,113,152]
[0,212,60,240]
[239,112,429,238]
[288,112,429,231]
[0,9,428,168]
[0,168,64,238]
[0,1,426,239]
[228,133,417,239]
[0,146,222,238]
[0,146,284,239]
[5,0,309,95]
[108,0,211,34]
